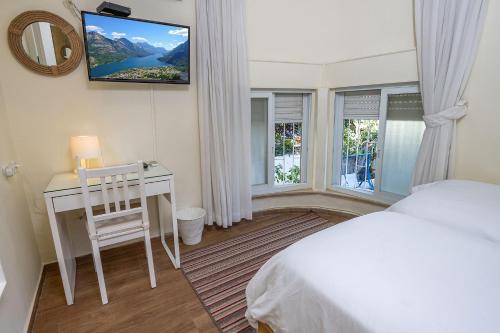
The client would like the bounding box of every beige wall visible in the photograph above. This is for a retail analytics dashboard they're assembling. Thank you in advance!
[320,1,500,185]
[1,0,499,266]
[246,0,414,64]
[324,50,418,88]
[0,0,201,262]
[455,0,500,184]
[246,0,417,210]
[247,0,500,216]
[249,61,323,89]
[246,0,415,89]
[0,85,42,332]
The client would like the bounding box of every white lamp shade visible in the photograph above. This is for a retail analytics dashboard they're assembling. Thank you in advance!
[70,136,101,159]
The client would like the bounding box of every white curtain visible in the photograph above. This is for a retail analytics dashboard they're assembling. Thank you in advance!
[412,0,487,186]
[196,0,252,227]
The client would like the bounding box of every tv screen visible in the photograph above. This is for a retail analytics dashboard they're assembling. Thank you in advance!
[81,12,190,84]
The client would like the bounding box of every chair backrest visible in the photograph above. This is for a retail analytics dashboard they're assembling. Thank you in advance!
[78,161,149,237]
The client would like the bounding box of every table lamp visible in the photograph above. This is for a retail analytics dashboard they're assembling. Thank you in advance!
[70,136,102,171]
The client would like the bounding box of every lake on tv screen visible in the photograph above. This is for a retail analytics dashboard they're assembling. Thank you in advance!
[84,13,189,81]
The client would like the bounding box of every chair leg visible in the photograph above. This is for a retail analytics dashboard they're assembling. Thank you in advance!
[91,239,108,304]
[91,251,96,272]
[144,230,157,288]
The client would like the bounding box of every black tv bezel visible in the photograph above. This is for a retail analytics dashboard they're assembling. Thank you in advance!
[81,11,190,85]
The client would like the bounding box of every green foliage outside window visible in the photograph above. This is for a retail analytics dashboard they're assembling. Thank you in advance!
[274,122,303,184]
[342,119,379,156]
[275,164,301,184]
[275,122,302,157]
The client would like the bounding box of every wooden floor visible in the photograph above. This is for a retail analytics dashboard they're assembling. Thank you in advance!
[30,210,351,333]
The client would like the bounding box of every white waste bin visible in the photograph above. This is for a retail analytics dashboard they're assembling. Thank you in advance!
[177,208,206,245]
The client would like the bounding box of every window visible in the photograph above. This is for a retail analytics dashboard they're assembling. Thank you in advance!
[332,85,424,199]
[251,91,311,193]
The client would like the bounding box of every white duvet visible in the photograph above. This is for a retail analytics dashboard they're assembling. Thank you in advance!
[245,211,500,333]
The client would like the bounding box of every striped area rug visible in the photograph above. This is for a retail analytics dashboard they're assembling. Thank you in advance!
[181,213,332,333]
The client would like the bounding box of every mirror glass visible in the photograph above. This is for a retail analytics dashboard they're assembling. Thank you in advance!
[21,22,72,66]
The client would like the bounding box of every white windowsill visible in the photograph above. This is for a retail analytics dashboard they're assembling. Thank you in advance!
[328,185,403,206]
[251,183,403,207]
[252,183,311,197]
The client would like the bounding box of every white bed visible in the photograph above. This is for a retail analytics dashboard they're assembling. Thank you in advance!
[246,181,500,333]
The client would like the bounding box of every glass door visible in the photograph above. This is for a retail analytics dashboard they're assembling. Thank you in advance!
[377,87,425,196]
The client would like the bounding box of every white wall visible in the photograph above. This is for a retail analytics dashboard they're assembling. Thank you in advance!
[0,0,200,262]
[0,85,42,333]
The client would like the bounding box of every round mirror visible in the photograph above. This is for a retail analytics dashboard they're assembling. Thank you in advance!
[22,22,73,66]
[8,11,83,76]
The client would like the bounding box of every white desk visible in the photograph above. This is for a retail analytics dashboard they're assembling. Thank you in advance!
[44,164,180,305]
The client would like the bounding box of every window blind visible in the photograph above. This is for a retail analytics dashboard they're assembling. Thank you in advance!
[274,93,304,123]
[387,93,424,120]
[343,90,380,120]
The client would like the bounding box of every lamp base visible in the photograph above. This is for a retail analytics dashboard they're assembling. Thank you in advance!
[74,156,103,173]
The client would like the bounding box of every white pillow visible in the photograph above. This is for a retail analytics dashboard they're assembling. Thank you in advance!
[387,180,500,243]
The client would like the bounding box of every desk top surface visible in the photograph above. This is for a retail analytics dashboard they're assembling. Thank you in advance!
[44,164,173,194]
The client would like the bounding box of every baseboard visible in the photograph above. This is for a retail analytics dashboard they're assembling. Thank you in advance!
[42,259,58,266]
[24,264,46,333]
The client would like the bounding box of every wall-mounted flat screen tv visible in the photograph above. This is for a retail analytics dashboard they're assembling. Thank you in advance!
[82,12,190,84]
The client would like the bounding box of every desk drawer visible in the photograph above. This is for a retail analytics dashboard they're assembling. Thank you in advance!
[52,180,170,213]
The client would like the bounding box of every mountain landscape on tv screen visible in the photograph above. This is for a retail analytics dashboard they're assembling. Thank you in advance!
[86,30,189,81]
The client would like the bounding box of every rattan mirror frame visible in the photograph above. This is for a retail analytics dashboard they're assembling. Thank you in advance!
[8,10,83,76]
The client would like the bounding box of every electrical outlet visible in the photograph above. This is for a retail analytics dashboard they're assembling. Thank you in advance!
[1,161,21,178]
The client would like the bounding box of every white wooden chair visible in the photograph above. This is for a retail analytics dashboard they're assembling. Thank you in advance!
[78,161,156,304]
